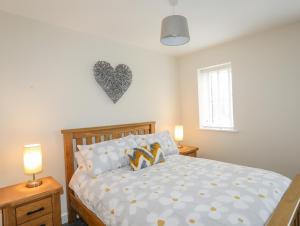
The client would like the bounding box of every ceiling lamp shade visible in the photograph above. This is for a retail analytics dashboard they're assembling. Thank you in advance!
[160,15,190,46]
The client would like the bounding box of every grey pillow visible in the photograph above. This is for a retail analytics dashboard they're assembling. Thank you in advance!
[134,131,179,156]
[77,135,137,177]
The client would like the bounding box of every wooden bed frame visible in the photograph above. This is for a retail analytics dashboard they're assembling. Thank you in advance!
[61,121,300,226]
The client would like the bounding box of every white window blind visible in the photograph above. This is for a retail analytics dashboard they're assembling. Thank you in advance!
[197,63,235,131]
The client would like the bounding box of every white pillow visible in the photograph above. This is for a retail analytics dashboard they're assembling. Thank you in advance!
[77,135,137,177]
[74,151,87,172]
[134,131,178,156]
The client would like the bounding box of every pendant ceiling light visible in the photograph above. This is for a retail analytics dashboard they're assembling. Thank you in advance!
[160,0,190,46]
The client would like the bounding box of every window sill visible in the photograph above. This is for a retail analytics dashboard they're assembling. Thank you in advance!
[199,127,239,133]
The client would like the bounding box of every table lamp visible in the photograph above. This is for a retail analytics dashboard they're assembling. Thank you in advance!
[174,125,184,148]
[23,144,43,188]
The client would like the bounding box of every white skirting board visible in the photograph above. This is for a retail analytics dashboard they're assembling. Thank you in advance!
[62,212,68,224]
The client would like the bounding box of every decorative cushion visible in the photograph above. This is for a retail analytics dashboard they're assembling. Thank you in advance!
[126,147,153,171]
[149,142,165,164]
[134,131,179,156]
[77,135,137,177]
[127,142,165,171]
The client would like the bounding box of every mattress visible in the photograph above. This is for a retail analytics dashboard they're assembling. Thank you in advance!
[69,155,291,226]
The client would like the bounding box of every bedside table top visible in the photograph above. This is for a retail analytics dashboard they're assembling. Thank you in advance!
[179,145,199,154]
[0,176,63,208]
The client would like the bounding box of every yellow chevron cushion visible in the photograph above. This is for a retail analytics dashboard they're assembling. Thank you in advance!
[149,142,165,164]
[127,142,165,171]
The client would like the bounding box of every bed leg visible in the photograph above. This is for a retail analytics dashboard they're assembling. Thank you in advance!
[68,206,76,223]
[67,192,76,223]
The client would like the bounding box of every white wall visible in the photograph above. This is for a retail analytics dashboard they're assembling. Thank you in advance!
[0,11,179,222]
[178,22,300,179]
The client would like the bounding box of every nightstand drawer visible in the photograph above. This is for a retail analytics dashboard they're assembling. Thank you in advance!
[16,197,52,225]
[18,213,53,226]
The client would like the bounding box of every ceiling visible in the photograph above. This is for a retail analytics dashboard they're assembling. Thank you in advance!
[1,0,300,56]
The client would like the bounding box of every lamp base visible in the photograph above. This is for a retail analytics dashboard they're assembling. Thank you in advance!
[177,141,183,148]
[26,179,42,188]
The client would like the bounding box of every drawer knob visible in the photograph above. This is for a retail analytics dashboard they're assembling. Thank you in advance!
[26,207,45,215]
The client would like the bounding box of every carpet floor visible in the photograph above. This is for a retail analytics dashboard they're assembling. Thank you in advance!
[63,219,87,226]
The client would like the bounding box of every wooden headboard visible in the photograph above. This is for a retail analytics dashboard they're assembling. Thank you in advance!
[61,121,155,188]
[61,121,155,224]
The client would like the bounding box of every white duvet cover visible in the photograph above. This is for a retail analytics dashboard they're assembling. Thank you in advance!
[70,155,291,226]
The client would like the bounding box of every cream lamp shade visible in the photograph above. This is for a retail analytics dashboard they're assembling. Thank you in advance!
[24,144,42,174]
[174,125,184,142]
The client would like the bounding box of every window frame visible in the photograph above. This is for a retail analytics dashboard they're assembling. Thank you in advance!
[197,62,237,132]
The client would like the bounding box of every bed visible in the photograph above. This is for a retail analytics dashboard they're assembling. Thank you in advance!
[61,121,300,226]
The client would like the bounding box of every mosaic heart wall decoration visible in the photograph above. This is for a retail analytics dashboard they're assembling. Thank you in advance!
[93,61,132,103]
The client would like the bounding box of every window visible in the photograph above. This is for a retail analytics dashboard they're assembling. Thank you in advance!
[197,63,235,131]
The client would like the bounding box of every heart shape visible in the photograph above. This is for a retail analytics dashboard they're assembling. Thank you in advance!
[94,61,132,103]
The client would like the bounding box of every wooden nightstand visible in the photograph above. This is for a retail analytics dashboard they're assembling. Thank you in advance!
[179,145,199,157]
[0,176,63,226]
